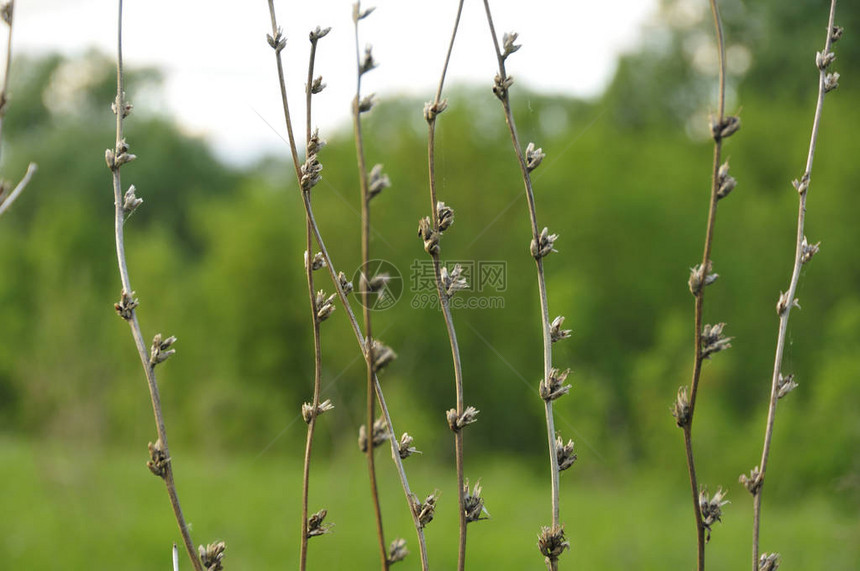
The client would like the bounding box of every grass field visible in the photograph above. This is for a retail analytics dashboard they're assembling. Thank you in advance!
[1,436,857,569]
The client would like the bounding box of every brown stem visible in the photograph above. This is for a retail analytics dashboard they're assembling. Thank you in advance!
[425,1,468,568]
[110,2,202,569]
[751,2,838,568]
[482,0,561,544]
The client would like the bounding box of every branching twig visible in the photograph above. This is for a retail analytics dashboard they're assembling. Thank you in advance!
[743,3,840,569]
[265,2,429,568]
[481,3,574,569]
[0,2,36,218]
[107,2,203,570]
[421,2,483,570]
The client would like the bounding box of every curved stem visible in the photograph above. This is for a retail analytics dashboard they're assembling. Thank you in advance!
[110,2,202,570]
[751,2,838,568]
[0,162,36,217]
[425,1,468,569]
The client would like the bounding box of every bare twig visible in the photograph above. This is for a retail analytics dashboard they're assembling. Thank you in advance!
[0,162,35,217]
[744,2,840,569]
[265,2,429,568]
[421,2,478,570]
[107,2,202,570]
[481,3,574,569]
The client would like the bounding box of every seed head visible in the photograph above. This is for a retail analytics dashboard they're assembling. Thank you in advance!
[538,524,570,561]
[556,435,577,471]
[198,541,226,571]
[307,509,334,538]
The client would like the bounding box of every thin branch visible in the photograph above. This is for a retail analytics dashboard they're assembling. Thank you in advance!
[748,2,839,568]
[482,2,573,569]
[107,2,202,570]
[0,162,35,217]
[264,3,429,568]
[424,1,470,569]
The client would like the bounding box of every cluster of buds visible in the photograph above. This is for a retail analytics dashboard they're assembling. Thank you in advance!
[356,94,376,114]
[105,138,136,171]
[688,260,719,296]
[423,98,448,123]
[114,289,139,320]
[776,373,798,400]
[353,2,375,22]
[370,339,397,371]
[301,153,323,192]
[304,250,326,271]
[463,479,489,523]
[359,45,378,75]
[672,386,691,428]
[387,538,409,565]
[537,524,570,562]
[301,399,334,424]
[440,264,468,298]
[266,27,286,53]
[710,114,741,141]
[550,315,572,343]
[701,322,732,359]
[314,290,336,322]
[358,417,390,452]
[111,92,133,118]
[739,465,763,495]
[776,290,800,317]
[367,164,391,200]
[198,541,226,571]
[146,439,169,478]
[800,237,820,265]
[306,509,333,538]
[149,333,177,366]
[716,161,737,200]
[540,367,571,402]
[411,492,438,529]
[699,487,729,542]
[492,73,514,101]
[525,142,545,173]
[816,30,841,94]
[397,433,420,459]
[556,435,577,471]
[446,405,479,432]
[759,553,781,571]
[337,271,354,295]
[122,185,143,214]
[530,227,558,260]
[418,216,440,255]
[436,202,454,231]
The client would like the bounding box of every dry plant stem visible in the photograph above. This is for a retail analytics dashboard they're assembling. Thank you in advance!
[751,2,838,568]
[682,2,728,569]
[110,3,202,570]
[426,1,468,569]
[0,162,36,217]
[265,3,429,568]
[482,3,560,567]
[299,34,323,571]
[352,16,388,570]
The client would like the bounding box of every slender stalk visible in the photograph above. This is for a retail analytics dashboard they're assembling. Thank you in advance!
[0,162,35,217]
[264,3,429,568]
[482,3,575,569]
[108,2,202,570]
[749,2,839,568]
[298,30,325,571]
[424,2,469,569]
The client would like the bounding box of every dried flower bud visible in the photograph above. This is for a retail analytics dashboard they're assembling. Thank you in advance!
[123,185,143,214]
[759,552,781,571]
[301,154,323,191]
[368,164,391,199]
[526,142,545,172]
[672,386,691,427]
[315,290,337,322]
[411,492,438,529]
[776,373,798,400]
[441,264,468,297]
[307,129,326,156]
[305,251,327,271]
[198,541,226,570]
[358,417,389,452]
[418,216,440,255]
[267,29,287,52]
[540,367,571,402]
[550,316,572,343]
[114,289,139,320]
[338,271,354,295]
[538,524,570,561]
[307,509,334,538]
[776,291,800,316]
[150,333,177,366]
[556,435,577,471]
[353,3,375,22]
[446,406,479,432]
[424,99,448,122]
[717,161,737,199]
[1,2,12,26]
[309,26,331,42]
[830,25,843,44]
[824,72,840,93]
[309,76,326,95]
[710,115,741,140]
[502,32,521,59]
[816,49,836,70]
[792,174,809,195]
[463,479,490,523]
[398,433,421,459]
[739,466,762,495]
[688,260,719,295]
[357,94,376,113]
[531,227,558,259]
[701,322,732,359]
[388,538,408,564]
[302,399,335,423]
[147,439,169,478]
[370,339,397,371]
[111,93,133,118]
[360,44,378,75]
[492,73,515,100]
[699,488,728,542]
[436,201,454,232]
[800,237,820,264]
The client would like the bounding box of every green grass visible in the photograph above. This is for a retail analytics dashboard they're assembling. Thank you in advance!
[1,436,856,569]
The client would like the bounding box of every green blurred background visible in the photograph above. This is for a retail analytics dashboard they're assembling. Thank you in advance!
[1,0,859,568]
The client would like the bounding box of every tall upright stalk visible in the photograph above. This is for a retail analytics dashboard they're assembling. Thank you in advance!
[672,1,738,569]
[107,2,203,570]
[265,2,430,568]
[743,3,840,569]
[481,2,576,569]
[420,2,487,570]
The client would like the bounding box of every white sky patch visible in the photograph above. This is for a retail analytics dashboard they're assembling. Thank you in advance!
[12,0,657,165]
